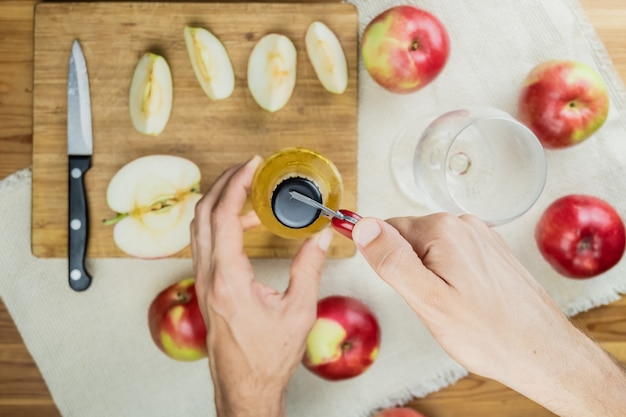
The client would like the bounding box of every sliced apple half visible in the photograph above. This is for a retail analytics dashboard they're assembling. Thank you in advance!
[104,155,202,259]
[184,26,235,100]
[247,33,297,112]
[305,21,348,94]
[129,53,173,136]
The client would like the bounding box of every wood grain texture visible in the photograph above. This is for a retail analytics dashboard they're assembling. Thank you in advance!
[1,1,625,417]
[31,1,358,259]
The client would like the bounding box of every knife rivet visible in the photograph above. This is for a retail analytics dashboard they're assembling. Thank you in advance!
[71,168,82,179]
[70,219,82,230]
[70,269,82,281]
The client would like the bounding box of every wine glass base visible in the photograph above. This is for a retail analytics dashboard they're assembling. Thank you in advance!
[389,114,439,210]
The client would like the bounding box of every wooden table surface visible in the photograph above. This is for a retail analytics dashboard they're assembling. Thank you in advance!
[1,1,625,416]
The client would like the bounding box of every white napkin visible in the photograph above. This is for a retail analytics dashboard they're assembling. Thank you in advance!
[2,1,626,416]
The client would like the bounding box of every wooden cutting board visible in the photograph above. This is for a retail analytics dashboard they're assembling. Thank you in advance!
[32,2,358,259]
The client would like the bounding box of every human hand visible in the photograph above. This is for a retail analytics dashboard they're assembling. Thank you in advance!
[190,156,334,417]
[352,213,568,381]
[351,214,626,417]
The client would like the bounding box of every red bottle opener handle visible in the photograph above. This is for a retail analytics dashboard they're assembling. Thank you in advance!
[331,209,362,240]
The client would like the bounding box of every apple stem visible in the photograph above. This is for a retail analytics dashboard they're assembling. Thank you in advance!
[411,40,420,51]
[341,341,352,351]
[102,213,128,226]
[176,291,190,303]
[578,236,593,251]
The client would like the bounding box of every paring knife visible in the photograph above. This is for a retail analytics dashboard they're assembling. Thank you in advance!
[67,39,93,291]
[288,191,362,240]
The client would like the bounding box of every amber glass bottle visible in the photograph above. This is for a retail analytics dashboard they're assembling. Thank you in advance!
[251,147,344,239]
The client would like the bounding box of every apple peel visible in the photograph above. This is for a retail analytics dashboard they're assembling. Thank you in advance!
[305,318,346,365]
[184,26,235,101]
[305,21,348,94]
[247,33,297,112]
[104,155,202,259]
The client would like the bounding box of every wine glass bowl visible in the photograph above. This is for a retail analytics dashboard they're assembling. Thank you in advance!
[392,106,547,225]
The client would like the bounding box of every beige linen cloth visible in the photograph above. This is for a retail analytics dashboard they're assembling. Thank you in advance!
[2,0,626,416]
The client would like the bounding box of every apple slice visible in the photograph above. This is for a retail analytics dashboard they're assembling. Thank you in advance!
[104,155,202,259]
[247,33,297,112]
[129,52,173,136]
[305,21,348,94]
[184,26,235,100]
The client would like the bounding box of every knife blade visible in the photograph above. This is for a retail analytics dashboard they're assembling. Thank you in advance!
[67,39,93,292]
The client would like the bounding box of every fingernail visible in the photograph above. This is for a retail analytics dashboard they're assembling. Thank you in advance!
[353,218,381,247]
[317,228,334,252]
[246,155,262,170]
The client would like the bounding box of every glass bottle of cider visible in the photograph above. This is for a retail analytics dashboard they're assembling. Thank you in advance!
[251,147,344,239]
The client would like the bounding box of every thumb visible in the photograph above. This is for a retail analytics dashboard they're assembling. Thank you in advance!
[352,217,443,301]
[285,228,334,307]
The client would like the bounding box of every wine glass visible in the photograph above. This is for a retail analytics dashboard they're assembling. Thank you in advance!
[390,106,547,226]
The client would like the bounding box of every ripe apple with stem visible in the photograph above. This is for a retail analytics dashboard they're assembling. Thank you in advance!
[535,194,625,278]
[361,5,450,93]
[148,278,207,361]
[517,60,609,149]
[302,295,381,380]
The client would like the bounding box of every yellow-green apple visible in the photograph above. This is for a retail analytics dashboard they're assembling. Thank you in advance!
[148,278,207,361]
[517,60,609,149]
[361,5,450,94]
[184,26,235,100]
[535,194,625,278]
[104,155,202,259]
[302,295,381,380]
[129,52,173,136]
[305,21,348,94]
[248,33,297,112]
[372,408,428,417]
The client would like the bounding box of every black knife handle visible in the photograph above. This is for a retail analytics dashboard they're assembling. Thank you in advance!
[68,155,92,291]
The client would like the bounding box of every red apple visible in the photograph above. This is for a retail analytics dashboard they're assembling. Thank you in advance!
[361,5,450,94]
[517,60,609,149]
[302,295,381,380]
[535,195,625,279]
[148,278,208,361]
[372,407,428,417]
